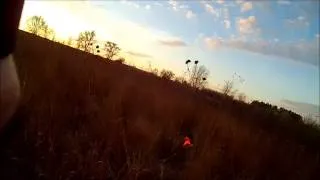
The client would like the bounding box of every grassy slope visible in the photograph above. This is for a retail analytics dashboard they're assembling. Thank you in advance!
[0,31,319,180]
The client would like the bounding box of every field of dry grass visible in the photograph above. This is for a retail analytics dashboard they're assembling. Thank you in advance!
[0,31,319,180]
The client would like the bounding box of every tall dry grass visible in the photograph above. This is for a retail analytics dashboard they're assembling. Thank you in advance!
[0,31,319,180]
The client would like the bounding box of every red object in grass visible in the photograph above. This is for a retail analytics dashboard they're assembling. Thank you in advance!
[183,136,193,148]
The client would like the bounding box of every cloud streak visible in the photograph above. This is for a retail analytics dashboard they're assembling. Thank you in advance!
[241,2,253,12]
[277,0,291,5]
[204,36,319,66]
[126,51,152,58]
[158,39,187,47]
[203,2,220,18]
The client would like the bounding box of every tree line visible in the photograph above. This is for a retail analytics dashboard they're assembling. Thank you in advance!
[24,16,121,61]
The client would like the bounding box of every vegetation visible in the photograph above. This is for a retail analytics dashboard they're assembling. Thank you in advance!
[25,16,55,39]
[104,41,120,60]
[5,16,318,179]
[160,69,175,80]
[185,59,209,89]
[76,31,96,53]
[222,80,234,96]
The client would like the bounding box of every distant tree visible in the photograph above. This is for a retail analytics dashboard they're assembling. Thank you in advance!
[25,16,48,36]
[43,27,55,39]
[25,15,56,40]
[76,31,96,52]
[104,41,120,60]
[147,61,159,76]
[185,60,209,89]
[237,92,247,102]
[221,73,244,97]
[222,80,234,95]
[160,69,175,80]
[66,37,73,46]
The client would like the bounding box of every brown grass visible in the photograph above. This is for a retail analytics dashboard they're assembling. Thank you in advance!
[0,31,319,180]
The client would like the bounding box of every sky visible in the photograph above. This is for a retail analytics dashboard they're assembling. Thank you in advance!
[19,0,319,118]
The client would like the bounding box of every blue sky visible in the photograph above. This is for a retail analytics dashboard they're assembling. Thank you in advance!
[19,0,319,117]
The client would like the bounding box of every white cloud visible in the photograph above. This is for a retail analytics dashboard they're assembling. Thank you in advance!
[237,16,258,34]
[145,5,151,10]
[126,51,152,58]
[241,2,253,12]
[153,2,163,7]
[168,0,178,11]
[158,38,187,47]
[224,20,231,29]
[277,0,291,5]
[186,10,196,19]
[203,35,319,66]
[285,16,309,29]
[216,0,224,4]
[179,4,189,9]
[204,3,220,18]
[204,36,223,49]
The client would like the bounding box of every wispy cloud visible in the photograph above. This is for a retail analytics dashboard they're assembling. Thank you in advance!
[158,39,187,47]
[203,36,319,66]
[241,2,253,12]
[203,3,220,18]
[153,2,163,7]
[285,16,309,29]
[204,36,223,49]
[237,16,258,35]
[277,0,291,5]
[186,10,196,19]
[126,51,152,58]
[121,0,140,9]
[168,0,178,11]
[216,0,224,4]
[224,20,231,29]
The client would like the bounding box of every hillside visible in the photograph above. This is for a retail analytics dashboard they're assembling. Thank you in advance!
[0,31,319,180]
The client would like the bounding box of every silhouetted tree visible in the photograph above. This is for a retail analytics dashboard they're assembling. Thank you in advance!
[104,41,120,60]
[25,15,56,40]
[222,80,234,95]
[76,31,96,52]
[160,69,175,80]
[185,60,209,89]
[25,16,48,36]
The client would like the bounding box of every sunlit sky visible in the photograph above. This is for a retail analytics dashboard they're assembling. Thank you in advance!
[19,0,319,117]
